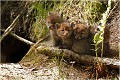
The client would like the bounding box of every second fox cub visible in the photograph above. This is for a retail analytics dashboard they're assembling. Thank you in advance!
[46,12,64,47]
[56,21,73,49]
[56,22,90,54]
[73,23,89,39]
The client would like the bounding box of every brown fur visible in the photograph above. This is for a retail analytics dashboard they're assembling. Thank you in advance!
[56,22,91,54]
[46,12,64,47]
[46,12,63,30]
[72,39,90,54]
[56,22,73,49]
[73,23,89,39]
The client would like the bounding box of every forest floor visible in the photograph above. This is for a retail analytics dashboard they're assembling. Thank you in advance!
[0,57,119,80]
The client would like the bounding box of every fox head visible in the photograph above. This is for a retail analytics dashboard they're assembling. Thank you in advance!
[56,22,73,39]
[73,23,89,39]
[46,12,63,30]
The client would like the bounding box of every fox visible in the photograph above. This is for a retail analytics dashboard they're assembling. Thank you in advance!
[56,22,91,54]
[46,12,64,47]
[73,23,95,54]
[56,21,74,49]
[73,23,90,40]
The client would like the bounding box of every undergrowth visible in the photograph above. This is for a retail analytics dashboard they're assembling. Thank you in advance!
[28,1,53,41]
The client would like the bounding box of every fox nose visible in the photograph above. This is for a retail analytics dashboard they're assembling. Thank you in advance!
[63,32,68,36]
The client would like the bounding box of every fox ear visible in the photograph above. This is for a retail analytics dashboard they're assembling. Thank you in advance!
[48,12,51,15]
[71,22,75,28]
[55,23,61,29]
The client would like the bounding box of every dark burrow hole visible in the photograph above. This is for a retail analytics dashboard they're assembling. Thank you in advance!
[1,33,30,63]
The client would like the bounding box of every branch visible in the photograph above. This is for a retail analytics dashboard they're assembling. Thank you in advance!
[0,29,34,45]
[36,45,120,69]
[10,32,34,45]
[108,1,119,18]
[0,15,19,42]
[26,34,49,55]
[0,2,30,42]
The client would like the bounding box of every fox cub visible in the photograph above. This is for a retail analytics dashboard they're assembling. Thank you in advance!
[46,12,64,47]
[73,23,109,56]
[56,21,73,49]
[73,23,94,54]
[56,22,90,54]
[73,23,89,40]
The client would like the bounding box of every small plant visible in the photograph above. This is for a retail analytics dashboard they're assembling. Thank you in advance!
[94,0,112,58]
[93,0,112,78]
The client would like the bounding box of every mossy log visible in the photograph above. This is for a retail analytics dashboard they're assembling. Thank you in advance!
[36,45,120,69]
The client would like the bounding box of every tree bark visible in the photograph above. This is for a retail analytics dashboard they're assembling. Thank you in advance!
[37,45,120,69]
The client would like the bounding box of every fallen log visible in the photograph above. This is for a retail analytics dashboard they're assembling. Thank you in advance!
[36,45,120,69]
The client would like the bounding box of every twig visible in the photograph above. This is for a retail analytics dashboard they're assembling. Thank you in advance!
[0,2,30,42]
[107,1,119,18]
[0,15,19,42]
[0,29,34,45]
[10,33,34,45]
[26,34,49,55]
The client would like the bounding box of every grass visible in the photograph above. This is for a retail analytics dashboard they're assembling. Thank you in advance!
[28,1,52,41]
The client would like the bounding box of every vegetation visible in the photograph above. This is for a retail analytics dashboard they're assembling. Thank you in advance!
[94,0,112,58]
[1,0,119,79]
[28,0,107,41]
[29,0,107,55]
[28,1,49,41]
[28,0,119,78]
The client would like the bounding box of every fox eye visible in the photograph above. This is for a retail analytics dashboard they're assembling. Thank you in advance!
[61,30,64,31]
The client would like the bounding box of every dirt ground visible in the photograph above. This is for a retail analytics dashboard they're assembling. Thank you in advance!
[0,57,119,80]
